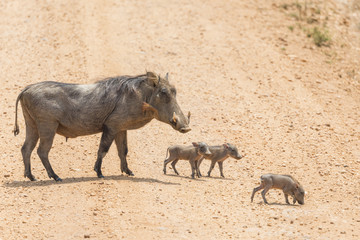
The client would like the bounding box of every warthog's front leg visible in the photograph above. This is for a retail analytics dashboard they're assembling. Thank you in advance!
[194,160,201,178]
[218,161,225,178]
[190,160,196,179]
[207,160,216,177]
[115,131,134,176]
[94,126,115,178]
[284,193,291,205]
[197,157,204,177]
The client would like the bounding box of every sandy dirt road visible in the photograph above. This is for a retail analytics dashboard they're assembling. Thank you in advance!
[0,0,359,239]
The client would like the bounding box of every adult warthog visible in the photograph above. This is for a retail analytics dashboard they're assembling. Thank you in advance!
[14,71,191,181]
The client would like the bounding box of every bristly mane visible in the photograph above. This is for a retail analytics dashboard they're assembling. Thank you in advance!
[96,74,149,94]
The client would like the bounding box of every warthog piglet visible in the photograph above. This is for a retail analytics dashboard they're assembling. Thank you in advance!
[251,174,305,205]
[196,143,244,177]
[163,142,211,179]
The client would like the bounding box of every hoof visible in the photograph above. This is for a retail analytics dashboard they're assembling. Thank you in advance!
[27,175,37,181]
[25,172,37,181]
[96,171,104,178]
[122,167,134,176]
[125,169,134,176]
[55,177,62,182]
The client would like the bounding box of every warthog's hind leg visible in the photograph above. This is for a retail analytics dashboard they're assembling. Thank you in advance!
[163,156,177,175]
[21,117,39,181]
[251,184,264,202]
[170,159,179,175]
[261,184,272,204]
[37,122,61,181]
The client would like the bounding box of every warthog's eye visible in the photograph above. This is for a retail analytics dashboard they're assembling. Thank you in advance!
[159,88,170,103]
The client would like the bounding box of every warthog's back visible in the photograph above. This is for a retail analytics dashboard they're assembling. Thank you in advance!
[261,174,297,190]
[169,145,197,159]
[19,81,120,137]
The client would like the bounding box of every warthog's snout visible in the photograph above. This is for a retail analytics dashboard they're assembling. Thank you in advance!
[236,153,246,160]
[204,149,212,156]
[171,112,191,133]
[179,126,191,133]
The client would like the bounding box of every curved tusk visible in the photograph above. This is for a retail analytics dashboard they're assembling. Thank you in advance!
[172,112,177,123]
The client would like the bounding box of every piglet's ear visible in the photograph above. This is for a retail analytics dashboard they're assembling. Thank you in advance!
[295,184,299,189]
[223,144,229,149]
[192,142,199,147]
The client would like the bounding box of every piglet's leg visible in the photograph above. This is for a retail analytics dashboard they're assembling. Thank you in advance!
[207,161,216,177]
[261,184,272,204]
[284,193,291,205]
[218,161,225,178]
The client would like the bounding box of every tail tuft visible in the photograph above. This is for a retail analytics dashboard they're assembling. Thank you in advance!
[13,125,19,136]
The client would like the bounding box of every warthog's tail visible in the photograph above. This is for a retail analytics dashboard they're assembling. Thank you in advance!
[13,87,29,136]
[165,147,170,160]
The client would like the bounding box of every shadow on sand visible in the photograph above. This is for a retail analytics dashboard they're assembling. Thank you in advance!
[164,173,207,182]
[4,174,180,188]
[254,201,301,207]
[202,176,236,181]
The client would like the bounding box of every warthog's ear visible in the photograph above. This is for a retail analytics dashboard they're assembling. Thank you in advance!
[147,71,160,87]
[295,184,299,189]
[165,72,169,81]
[223,143,229,149]
[192,142,199,147]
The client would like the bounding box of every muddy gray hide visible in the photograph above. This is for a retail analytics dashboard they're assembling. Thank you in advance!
[14,71,191,181]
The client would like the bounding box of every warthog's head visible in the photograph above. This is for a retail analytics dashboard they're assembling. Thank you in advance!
[146,72,191,133]
[294,185,305,205]
[224,143,243,159]
[193,142,212,156]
